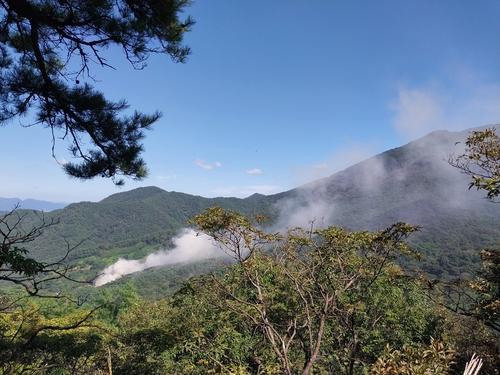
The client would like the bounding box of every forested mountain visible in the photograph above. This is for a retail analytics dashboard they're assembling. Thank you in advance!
[276,128,500,277]
[25,128,500,294]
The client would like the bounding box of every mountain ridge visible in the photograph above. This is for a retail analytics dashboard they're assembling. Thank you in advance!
[0,197,67,212]
[19,127,500,294]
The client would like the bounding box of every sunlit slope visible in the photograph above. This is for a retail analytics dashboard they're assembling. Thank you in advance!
[279,128,500,277]
[25,127,500,287]
[26,187,274,270]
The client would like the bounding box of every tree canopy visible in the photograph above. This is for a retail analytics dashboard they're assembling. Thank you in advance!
[0,0,193,184]
[450,127,500,201]
[446,127,500,333]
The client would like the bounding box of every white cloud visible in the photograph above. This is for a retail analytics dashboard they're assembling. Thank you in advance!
[392,88,445,138]
[295,143,377,185]
[245,168,263,175]
[194,159,222,170]
[391,80,500,139]
[212,184,281,198]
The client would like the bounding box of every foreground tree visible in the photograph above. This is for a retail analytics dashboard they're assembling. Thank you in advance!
[450,127,499,201]
[0,205,86,298]
[0,1,194,343]
[442,127,500,333]
[0,0,193,184]
[0,205,101,373]
[0,297,107,374]
[186,207,442,374]
[430,248,500,334]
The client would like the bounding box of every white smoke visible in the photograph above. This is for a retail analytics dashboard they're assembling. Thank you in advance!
[94,228,222,286]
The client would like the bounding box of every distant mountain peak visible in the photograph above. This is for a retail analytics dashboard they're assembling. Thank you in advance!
[99,186,167,204]
[0,197,67,212]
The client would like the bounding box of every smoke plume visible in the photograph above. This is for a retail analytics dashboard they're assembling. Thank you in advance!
[94,229,222,286]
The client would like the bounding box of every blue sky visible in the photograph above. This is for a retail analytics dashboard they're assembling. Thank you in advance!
[2,0,500,202]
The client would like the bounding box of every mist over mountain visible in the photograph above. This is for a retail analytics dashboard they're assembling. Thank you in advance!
[24,127,500,291]
[273,127,499,275]
[0,197,67,212]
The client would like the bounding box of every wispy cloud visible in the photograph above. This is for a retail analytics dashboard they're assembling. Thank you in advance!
[294,143,377,185]
[212,184,281,198]
[391,79,500,139]
[194,159,222,170]
[245,168,263,175]
[392,88,444,138]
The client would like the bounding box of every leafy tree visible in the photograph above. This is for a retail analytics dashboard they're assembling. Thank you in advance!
[442,127,500,334]
[112,262,443,374]
[0,0,193,184]
[450,127,499,201]
[441,313,499,374]
[0,297,107,374]
[188,207,442,374]
[0,205,86,297]
[370,339,455,375]
[0,0,194,319]
[0,205,101,374]
[0,207,467,374]
[469,249,499,331]
[431,249,500,333]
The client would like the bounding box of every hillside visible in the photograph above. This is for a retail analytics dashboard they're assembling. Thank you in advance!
[23,127,500,294]
[26,188,273,271]
[277,128,500,276]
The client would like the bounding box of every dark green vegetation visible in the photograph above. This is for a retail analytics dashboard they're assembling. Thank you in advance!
[1,1,497,370]
[1,127,499,373]
[16,127,500,298]
[0,0,193,183]
[1,207,498,374]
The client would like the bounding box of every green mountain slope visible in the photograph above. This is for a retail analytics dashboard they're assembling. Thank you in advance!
[23,127,500,294]
[27,187,273,269]
[276,128,500,277]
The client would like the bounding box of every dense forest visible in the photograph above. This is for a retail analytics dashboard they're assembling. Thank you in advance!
[9,128,500,298]
[1,0,499,374]
[0,128,499,374]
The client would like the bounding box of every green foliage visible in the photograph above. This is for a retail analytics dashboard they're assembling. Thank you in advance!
[12,127,500,298]
[107,265,444,374]
[441,313,499,375]
[0,127,498,372]
[370,339,455,375]
[1,207,458,374]
[0,0,193,182]
[13,181,499,299]
[469,249,500,331]
[2,205,499,373]
[450,127,500,201]
[189,208,441,374]
[0,296,109,374]
[0,207,83,297]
